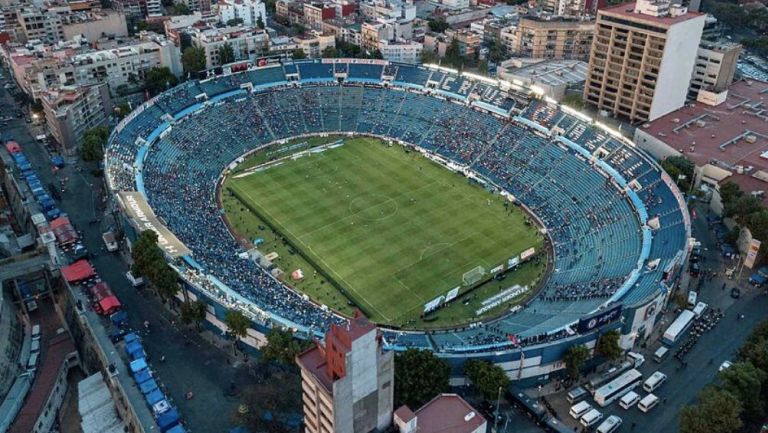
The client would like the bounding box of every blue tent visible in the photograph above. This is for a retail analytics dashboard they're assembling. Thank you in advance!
[134,369,152,385]
[124,332,139,344]
[110,310,128,326]
[157,408,180,433]
[51,156,65,168]
[145,388,166,406]
[126,341,145,360]
[166,425,187,433]
[130,358,148,373]
[139,378,159,395]
[750,273,766,285]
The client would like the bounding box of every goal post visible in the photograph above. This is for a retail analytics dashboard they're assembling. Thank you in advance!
[462,266,486,286]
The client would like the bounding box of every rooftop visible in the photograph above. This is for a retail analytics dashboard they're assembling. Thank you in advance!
[640,79,768,199]
[503,59,588,87]
[414,394,486,433]
[601,1,704,26]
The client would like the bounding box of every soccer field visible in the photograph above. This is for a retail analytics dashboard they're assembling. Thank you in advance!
[223,137,544,326]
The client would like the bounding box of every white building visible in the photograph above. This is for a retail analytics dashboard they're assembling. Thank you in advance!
[379,39,422,64]
[189,25,270,68]
[438,0,470,10]
[219,0,267,27]
[146,0,163,17]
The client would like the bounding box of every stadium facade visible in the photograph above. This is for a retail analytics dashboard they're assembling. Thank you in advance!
[104,58,690,384]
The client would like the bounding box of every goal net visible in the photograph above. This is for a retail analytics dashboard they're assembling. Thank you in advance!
[462,266,486,286]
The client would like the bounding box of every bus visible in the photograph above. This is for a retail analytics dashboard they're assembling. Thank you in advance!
[662,310,696,345]
[593,369,643,407]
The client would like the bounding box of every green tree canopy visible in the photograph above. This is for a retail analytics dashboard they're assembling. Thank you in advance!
[180,299,207,330]
[394,349,450,408]
[561,93,585,109]
[680,386,743,433]
[130,229,178,300]
[182,46,207,75]
[564,344,590,379]
[463,359,509,400]
[79,126,109,162]
[321,46,338,58]
[660,156,694,192]
[217,42,235,65]
[292,49,306,59]
[227,17,244,26]
[261,328,311,366]
[144,67,179,96]
[718,361,767,423]
[709,2,748,28]
[427,18,450,33]
[595,330,622,361]
[225,310,250,341]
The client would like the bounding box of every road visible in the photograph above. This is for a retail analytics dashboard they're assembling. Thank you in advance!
[0,73,261,433]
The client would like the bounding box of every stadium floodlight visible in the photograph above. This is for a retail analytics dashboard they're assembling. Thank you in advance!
[462,266,486,286]
[512,79,524,86]
[462,71,498,85]
[560,105,592,123]
[544,96,558,105]
[529,85,545,95]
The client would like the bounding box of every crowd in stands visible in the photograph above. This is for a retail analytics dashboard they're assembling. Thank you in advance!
[104,62,688,352]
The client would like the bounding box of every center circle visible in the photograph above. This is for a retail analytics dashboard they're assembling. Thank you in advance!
[348,194,398,221]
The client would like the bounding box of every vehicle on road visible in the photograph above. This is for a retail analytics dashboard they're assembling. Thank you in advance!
[569,401,592,419]
[638,394,660,413]
[126,271,145,288]
[580,409,603,428]
[719,360,733,372]
[692,302,707,318]
[663,309,696,345]
[594,369,643,407]
[596,415,622,433]
[619,391,641,410]
[653,346,669,363]
[627,351,645,368]
[103,230,118,252]
[687,291,698,309]
[643,371,667,393]
[567,386,588,404]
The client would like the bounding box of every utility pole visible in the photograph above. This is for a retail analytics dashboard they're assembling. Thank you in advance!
[493,386,502,433]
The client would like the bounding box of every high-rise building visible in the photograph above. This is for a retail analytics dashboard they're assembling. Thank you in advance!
[583,0,706,122]
[296,313,394,433]
[500,16,595,61]
[219,0,267,27]
[688,40,741,99]
[41,83,113,156]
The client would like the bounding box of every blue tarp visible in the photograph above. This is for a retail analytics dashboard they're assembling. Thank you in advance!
[126,341,145,360]
[130,358,148,373]
[51,156,65,167]
[124,332,139,344]
[750,273,766,284]
[145,388,166,406]
[111,310,128,326]
[157,408,180,432]
[140,378,159,395]
[134,369,152,385]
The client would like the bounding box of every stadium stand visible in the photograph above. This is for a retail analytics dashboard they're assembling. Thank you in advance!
[105,60,689,354]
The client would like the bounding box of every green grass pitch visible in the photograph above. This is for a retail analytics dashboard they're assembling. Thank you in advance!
[223,136,544,326]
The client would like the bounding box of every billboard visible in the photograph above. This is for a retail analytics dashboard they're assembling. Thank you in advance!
[508,256,520,268]
[576,304,623,334]
[445,287,460,302]
[520,247,536,261]
[118,192,192,258]
[745,239,761,269]
[490,264,504,274]
[423,295,444,314]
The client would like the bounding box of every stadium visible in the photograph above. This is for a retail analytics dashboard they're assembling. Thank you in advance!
[105,58,690,381]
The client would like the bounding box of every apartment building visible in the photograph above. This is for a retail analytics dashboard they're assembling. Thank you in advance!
[583,0,706,122]
[379,39,422,63]
[189,25,270,68]
[41,84,112,155]
[293,30,335,57]
[501,16,594,60]
[688,40,741,99]
[219,0,267,27]
[296,314,394,433]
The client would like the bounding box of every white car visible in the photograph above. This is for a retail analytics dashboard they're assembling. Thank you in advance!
[719,360,732,372]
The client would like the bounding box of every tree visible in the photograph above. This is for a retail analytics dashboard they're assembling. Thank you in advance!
[234,370,301,433]
[261,328,311,366]
[660,156,694,192]
[217,42,235,65]
[444,39,463,69]
[561,93,585,109]
[594,330,622,361]
[394,349,450,408]
[256,15,265,29]
[421,49,439,64]
[144,67,178,96]
[182,46,207,75]
[114,102,131,119]
[79,126,109,162]
[680,386,743,433]
[718,362,767,423]
[427,18,450,33]
[321,46,338,58]
[463,359,509,401]
[153,265,179,301]
[225,309,250,353]
[291,49,306,59]
[709,2,748,28]
[180,299,207,331]
[563,344,590,380]
[486,39,506,64]
[227,17,244,26]
[477,60,488,75]
[169,2,190,15]
[292,23,306,35]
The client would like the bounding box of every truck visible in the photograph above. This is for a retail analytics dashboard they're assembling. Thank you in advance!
[126,271,145,288]
[102,231,118,252]
[662,310,696,346]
